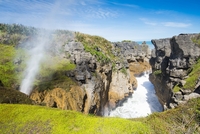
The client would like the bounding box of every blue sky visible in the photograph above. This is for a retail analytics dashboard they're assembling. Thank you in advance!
[0,0,200,41]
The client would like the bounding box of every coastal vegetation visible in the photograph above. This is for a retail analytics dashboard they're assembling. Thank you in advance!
[0,97,199,133]
[0,44,17,87]
[0,104,151,134]
[153,70,162,76]
[134,98,200,133]
[172,58,200,92]
[75,32,115,64]
[192,33,200,46]
[183,58,200,91]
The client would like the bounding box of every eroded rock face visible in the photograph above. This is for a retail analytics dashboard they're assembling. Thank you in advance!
[30,86,86,111]
[108,71,133,108]
[150,33,200,109]
[30,40,151,115]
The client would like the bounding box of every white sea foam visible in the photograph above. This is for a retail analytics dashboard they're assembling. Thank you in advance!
[109,72,163,118]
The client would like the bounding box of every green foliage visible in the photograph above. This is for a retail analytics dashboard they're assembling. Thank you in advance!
[38,55,75,79]
[122,40,132,42]
[183,58,200,91]
[75,32,116,65]
[0,104,151,134]
[0,23,37,36]
[121,67,128,76]
[133,98,200,134]
[33,55,76,91]
[191,33,200,46]
[84,44,110,63]
[153,70,162,76]
[0,23,38,46]
[0,44,17,87]
[173,84,181,92]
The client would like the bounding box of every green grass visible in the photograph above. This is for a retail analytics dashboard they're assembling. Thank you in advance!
[0,104,151,134]
[133,98,200,134]
[0,44,17,87]
[153,70,162,76]
[191,33,200,46]
[173,84,181,92]
[120,67,128,76]
[183,58,200,91]
[1,98,200,134]
[75,32,118,65]
[37,55,76,79]
[33,55,77,91]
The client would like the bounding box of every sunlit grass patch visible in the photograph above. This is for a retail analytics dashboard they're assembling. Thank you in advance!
[0,104,151,134]
[183,58,200,91]
[133,98,200,134]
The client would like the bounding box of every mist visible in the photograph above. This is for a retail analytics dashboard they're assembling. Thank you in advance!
[19,0,64,95]
[20,31,51,95]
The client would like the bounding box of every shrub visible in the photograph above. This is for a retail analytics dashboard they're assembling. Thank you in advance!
[153,70,162,76]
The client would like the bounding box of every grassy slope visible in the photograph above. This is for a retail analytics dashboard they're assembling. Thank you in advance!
[0,104,150,134]
[135,98,200,134]
[0,98,200,134]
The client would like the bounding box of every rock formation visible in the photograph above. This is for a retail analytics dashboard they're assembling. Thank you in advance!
[150,33,200,109]
[30,38,151,115]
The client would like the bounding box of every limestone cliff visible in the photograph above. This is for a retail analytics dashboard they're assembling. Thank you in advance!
[30,35,151,115]
[150,33,200,109]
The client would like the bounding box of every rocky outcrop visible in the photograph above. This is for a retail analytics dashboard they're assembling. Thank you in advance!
[112,41,151,63]
[30,39,152,115]
[150,33,200,109]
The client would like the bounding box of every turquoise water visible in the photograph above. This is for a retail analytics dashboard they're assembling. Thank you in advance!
[137,41,154,50]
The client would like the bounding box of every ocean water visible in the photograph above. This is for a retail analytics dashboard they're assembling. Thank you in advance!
[109,72,163,118]
[137,41,154,50]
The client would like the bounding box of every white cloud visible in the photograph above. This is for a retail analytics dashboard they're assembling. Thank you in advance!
[140,18,157,26]
[162,22,191,28]
[110,2,139,8]
[83,7,118,19]
[144,22,157,26]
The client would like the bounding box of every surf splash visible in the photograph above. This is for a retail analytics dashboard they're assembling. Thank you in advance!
[109,72,163,118]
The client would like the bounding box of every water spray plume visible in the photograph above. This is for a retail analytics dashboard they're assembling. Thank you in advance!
[20,32,50,95]
[19,0,62,95]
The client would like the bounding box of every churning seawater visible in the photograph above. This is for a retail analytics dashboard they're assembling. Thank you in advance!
[109,72,163,118]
